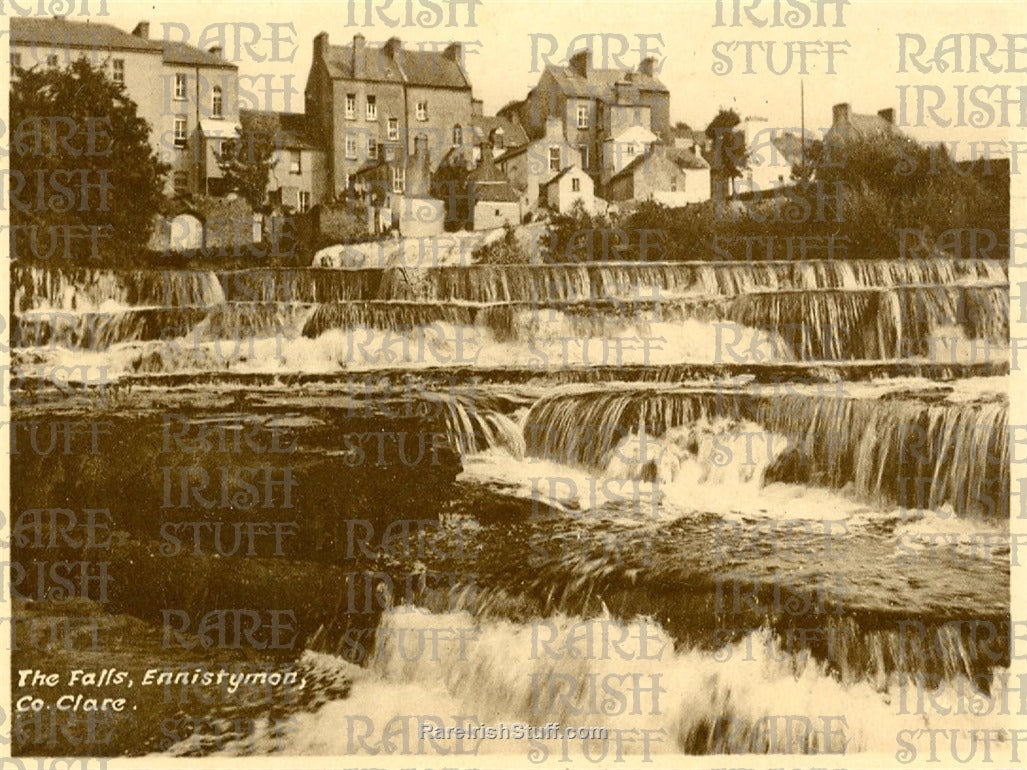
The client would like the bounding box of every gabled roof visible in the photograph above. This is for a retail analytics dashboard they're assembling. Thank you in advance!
[769,132,812,166]
[604,124,659,145]
[11,16,158,53]
[545,64,668,99]
[544,164,587,187]
[239,109,321,151]
[323,43,469,88]
[162,40,236,69]
[827,111,904,143]
[610,145,709,184]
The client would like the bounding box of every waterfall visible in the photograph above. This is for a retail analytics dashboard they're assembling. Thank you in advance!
[730,285,1009,361]
[522,386,1008,518]
[13,265,224,312]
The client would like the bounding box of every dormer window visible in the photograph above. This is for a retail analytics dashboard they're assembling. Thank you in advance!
[492,127,504,150]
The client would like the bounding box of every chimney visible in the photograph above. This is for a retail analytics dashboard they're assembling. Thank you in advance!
[352,34,365,79]
[477,141,497,173]
[208,46,223,59]
[878,107,894,124]
[313,31,329,62]
[545,116,564,139]
[132,21,149,38]
[569,49,591,78]
[385,37,402,58]
[443,42,462,63]
[832,102,851,126]
[472,98,483,117]
[407,134,431,197]
[638,56,656,76]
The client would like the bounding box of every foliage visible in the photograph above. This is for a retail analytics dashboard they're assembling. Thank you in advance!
[474,223,529,264]
[9,57,169,261]
[216,125,277,211]
[704,108,749,189]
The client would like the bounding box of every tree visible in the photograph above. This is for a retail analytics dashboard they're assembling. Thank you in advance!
[216,123,277,211]
[10,57,169,260]
[704,108,748,197]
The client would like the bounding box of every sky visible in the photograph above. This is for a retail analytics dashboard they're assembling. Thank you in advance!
[45,0,1027,157]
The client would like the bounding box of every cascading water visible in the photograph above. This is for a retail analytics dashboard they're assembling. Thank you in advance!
[10,254,1010,758]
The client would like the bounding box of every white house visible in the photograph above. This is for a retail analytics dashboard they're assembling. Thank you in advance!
[542,165,595,214]
[602,124,660,183]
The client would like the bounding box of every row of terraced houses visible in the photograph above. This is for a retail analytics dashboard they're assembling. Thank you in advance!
[12,16,881,241]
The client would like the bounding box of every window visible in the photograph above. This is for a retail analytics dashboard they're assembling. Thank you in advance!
[289,149,302,174]
[671,180,677,192]
[392,166,405,194]
[345,93,356,120]
[173,116,188,148]
[385,146,396,161]
[173,171,189,194]
[366,95,377,121]
[367,137,378,159]
[345,135,357,159]
[493,128,504,149]
[572,177,581,192]
[387,118,399,141]
[625,143,636,156]
[416,101,428,121]
[577,104,589,129]
[212,86,223,118]
[452,124,462,146]
[174,73,187,100]
[10,53,21,68]
[548,146,561,172]
[299,191,311,213]
[46,54,58,68]
[579,144,589,170]
[112,58,124,84]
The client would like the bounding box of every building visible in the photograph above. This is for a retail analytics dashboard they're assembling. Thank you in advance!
[825,102,902,145]
[11,16,240,198]
[512,49,670,184]
[471,99,529,159]
[602,124,660,183]
[465,144,521,230]
[239,109,328,212]
[304,33,474,200]
[734,117,813,194]
[495,117,583,212]
[606,144,710,206]
[542,165,595,214]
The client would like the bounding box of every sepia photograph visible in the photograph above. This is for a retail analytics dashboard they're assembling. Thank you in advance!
[2,0,1023,766]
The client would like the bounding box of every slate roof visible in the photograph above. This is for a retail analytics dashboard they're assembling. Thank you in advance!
[239,110,321,151]
[545,64,668,99]
[162,40,236,69]
[324,43,470,88]
[471,114,528,148]
[609,145,709,184]
[11,17,237,69]
[11,16,157,52]
[472,182,521,203]
[827,111,904,143]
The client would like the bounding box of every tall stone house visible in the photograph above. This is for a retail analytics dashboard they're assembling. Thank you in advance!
[509,49,671,185]
[303,33,475,201]
[10,16,240,198]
